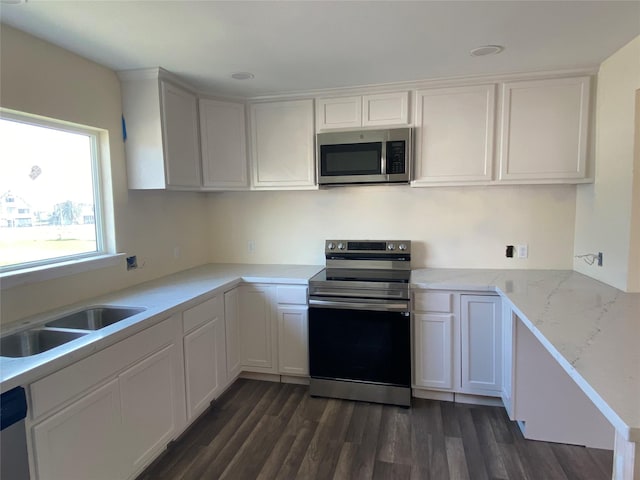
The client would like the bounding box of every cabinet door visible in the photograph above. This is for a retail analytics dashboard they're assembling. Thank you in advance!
[184,315,227,421]
[499,76,590,181]
[199,98,248,190]
[414,313,454,389]
[250,99,316,189]
[160,80,202,188]
[316,96,362,130]
[238,285,275,371]
[119,344,181,473]
[362,92,409,127]
[413,85,495,185]
[32,379,125,480]
[277,305,308,375]
[224,288,242,379]
[460,295,502,395]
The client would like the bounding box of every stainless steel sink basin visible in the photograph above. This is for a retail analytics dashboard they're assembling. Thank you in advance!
[45,306,146,330]
[0,329,89,358]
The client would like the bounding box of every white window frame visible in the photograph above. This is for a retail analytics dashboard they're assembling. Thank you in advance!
[0,109,122,289]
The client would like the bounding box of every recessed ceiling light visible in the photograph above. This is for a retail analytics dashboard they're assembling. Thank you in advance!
[470,45,504,57]
[231,72,255,80]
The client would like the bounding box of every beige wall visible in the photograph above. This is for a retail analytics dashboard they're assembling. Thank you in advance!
[0,25,211,325]
[573,36,640,292]
[628,90,640,291]
[208,185,577,269]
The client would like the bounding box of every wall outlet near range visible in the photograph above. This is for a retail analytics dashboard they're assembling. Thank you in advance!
[247,240,256,253]
[517,244,528,259]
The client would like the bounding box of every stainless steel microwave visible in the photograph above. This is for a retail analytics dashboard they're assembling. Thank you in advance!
[316,128,411,186]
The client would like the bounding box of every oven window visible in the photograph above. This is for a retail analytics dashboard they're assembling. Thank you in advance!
[309,307,410,386]
[320,142,382,176]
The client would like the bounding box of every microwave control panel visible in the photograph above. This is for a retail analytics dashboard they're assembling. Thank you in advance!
[387,141,406,174]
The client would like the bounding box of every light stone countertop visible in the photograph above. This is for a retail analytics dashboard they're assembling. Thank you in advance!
[2,264,637,444]
[411,268,640,442]
[0,263,324,395]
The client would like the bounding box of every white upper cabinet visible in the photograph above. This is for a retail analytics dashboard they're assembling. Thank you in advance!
[199,98,248,190]
[119,69,201,190]
[413,85,496,185]
[498,76,591,182]
[362,92,410,127]
[249,99,316,189]
[316,96,362,130]
[161,82,202,188]
[316,92,409,131]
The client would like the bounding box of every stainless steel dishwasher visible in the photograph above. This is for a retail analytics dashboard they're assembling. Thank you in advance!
[1,386,30,480]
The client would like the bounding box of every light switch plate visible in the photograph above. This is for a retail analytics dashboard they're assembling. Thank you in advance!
[517,244,528,259]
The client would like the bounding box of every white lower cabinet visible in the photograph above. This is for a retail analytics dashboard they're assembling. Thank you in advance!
[277,305,308,376]
[29,316,186,480]
[414,313,454,389]
[276,285,308,376]
[28,281,311,480]
[460,295,502,395]
[183,295,227,421]
[238,284,276,372]
[32,379,125,480]
[413,290,502,398]
[225,283,309,377]
[120,344,181,472]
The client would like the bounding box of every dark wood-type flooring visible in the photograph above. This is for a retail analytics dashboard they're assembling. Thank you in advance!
[138,379,613,480]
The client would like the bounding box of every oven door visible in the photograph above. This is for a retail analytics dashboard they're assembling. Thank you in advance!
[308,298,411,388]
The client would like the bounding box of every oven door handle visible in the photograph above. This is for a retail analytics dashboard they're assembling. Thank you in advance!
[309,299,409,312]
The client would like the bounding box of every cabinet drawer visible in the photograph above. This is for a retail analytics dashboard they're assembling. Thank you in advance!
[183,296,221,334]
[413,292,453,313]
[276,286,308,305]
[30,316,177,420]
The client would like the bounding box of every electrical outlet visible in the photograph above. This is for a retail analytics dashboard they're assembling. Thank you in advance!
[598,252,603,266]
[247,240,256,253]
[517,244,528,259]
[173,246,181,259]
[126,255,138,271]
[506,245,514,258]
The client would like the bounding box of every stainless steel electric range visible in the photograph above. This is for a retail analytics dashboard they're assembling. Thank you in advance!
[308,240,411,407]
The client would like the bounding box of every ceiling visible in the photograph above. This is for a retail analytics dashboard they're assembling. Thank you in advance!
[1,1,639,98]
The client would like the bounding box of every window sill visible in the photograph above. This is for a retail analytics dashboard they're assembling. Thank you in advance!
[0,254,126,290]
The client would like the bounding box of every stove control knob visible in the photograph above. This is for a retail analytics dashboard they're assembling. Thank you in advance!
[387,243,395,251]
[398,243,407,251]
[327,242,336,250]
[337,242,346,250]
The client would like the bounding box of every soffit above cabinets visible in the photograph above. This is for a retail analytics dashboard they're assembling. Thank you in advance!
[2,1,639,97]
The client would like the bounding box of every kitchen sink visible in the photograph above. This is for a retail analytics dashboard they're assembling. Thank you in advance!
[45,306,146,330]
[0,329,89,358]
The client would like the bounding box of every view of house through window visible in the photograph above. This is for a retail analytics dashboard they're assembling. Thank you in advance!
[0,113,103,271]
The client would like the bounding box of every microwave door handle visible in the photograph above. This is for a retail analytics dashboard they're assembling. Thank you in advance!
[381,140,387,175]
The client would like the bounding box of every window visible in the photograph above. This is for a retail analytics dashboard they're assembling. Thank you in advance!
[0,111,105,273]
